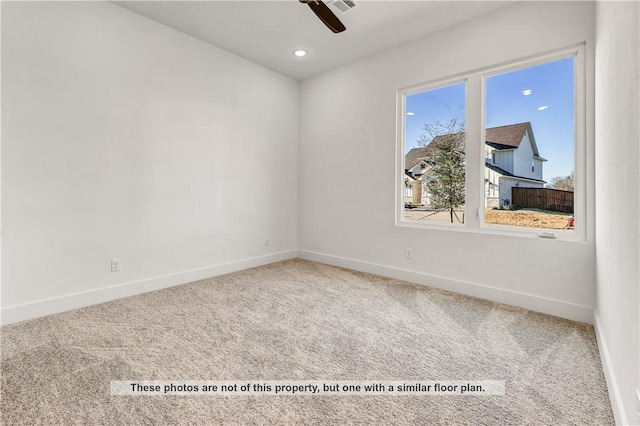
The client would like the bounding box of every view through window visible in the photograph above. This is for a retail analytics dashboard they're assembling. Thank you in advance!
[401,55,577,233]
[403,82,466,224]
[484,57,575,231]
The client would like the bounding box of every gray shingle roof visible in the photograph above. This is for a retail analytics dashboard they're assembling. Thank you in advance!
[485,122,530,149]
[405,122,536,169]
[485,162,546,183]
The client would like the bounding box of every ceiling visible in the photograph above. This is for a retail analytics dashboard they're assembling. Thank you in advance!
[114,1,515,81]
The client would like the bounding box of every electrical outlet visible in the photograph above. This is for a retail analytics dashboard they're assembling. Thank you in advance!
[111,259,121,272]
[264,238,270,247]
[405,248,413,259]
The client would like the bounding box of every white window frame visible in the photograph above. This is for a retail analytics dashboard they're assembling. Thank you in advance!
[396,77,468,231]
[396,44,587,242]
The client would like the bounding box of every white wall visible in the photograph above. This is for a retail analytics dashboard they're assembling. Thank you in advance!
[299,1,596,322]
[1,2,299,323]
[594,2,640,424]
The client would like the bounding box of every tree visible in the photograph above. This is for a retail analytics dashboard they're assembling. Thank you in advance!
[548,171,574,191]
[417,116,466,223]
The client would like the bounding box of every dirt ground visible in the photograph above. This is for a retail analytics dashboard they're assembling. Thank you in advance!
[403,208,466,223]
[404,207,573,230]
[484,208,572,229]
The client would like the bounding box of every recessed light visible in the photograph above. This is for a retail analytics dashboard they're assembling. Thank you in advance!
[537,105,549,111]
[522,89,532,95]
[406,112,415,116]
[293,49,307,57]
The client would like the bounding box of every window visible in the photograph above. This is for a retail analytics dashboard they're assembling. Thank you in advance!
[484,57,575,231]
[401,82,466,225]
[397,46,586,240]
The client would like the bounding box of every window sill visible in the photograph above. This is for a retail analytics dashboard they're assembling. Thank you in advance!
[395,219,586,242]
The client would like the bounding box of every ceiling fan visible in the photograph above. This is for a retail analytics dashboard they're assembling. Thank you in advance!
[299,0,347,33]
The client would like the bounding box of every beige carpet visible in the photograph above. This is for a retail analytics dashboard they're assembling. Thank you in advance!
[1,259,613,424]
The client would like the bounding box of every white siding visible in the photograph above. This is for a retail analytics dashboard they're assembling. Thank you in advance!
[533,158,544,181]
[513,131,542,180]
[493,149,513,173]
[484,167,500,199]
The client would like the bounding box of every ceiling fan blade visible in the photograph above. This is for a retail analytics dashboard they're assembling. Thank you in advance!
[300,0,346,33]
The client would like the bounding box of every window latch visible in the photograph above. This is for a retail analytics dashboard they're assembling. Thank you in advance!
[538,232,557,239]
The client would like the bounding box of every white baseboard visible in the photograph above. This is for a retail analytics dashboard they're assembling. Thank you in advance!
[593,312,631,426]
[2,248,594,326]
[298,250,594,324]
[1,250,297,326]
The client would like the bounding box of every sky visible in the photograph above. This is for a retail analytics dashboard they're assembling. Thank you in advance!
[405,57,575,183]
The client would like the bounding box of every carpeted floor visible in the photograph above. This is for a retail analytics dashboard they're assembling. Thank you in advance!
[1,259,613,425]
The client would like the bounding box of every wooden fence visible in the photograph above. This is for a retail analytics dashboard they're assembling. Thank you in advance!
[512,187,574,213]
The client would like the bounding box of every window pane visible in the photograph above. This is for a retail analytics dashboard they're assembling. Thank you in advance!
[484,57,575,231]
[404,83,466,224]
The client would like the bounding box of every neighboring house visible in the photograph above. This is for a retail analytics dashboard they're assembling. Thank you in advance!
[405,122,546,208]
